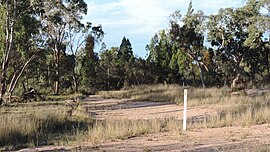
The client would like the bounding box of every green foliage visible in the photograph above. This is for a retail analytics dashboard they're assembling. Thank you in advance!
[118,37,133,62]
[207,0,270,84]
[1,0,270,98]
[77,35,100,93]
[99,46,121,90]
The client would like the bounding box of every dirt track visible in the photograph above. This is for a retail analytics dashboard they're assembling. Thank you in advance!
[18,96,270,152]
[79,124,270,152]
[82,96,216,120]
[79,96,270,152]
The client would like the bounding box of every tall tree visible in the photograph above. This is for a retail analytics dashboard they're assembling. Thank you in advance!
[147,30,178,84]
[67,22,103,93]
[169,1,207,87]
[99,46,120,90]
[118,37,133,62]
[78,34,100,93]
[40,0,88,95]
[0,0,43,105]
[207,0,269,86]
[117,37,134,87]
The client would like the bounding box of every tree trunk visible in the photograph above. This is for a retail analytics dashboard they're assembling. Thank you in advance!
[107,68,110,90]
[0,0,16,106]
[47,65,51,85]
[54,46,60,95]
[192,69,196,86]
[72,69,78,93]
[55,63,59,95]
[231,74,241,90]
[7,54,36,102]
[0,68,7,106]
[266,45,270,81]
[198,65,205,88]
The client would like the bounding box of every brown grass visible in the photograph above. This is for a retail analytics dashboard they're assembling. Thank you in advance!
[99,84,270,128]
[86,118,181,145]
[0,100,92,151]
[1,84,269,150]
[200,95,270,128]
[0,96,182,150]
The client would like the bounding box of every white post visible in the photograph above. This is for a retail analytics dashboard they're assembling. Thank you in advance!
[183,89,187,131]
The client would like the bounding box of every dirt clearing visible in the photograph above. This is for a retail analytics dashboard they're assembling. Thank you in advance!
[79,124,270,152]
[17,96,270,152]
[83,96,216,120]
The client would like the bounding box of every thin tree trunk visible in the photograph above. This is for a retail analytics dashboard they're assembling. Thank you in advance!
[0,65,7,106]
[47,65,51,85]
[54,46,60,95]
[266,46,270,81]
[0,0,16,106]
[198,65,205,88]
[72,68,78,93]
[7,54,36,102]
[192,69,196,86]
[107,68,110,90]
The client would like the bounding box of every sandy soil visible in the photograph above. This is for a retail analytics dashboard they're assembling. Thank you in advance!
[78,124,270,152]
[17,96,270,152]
[83,96,216,120]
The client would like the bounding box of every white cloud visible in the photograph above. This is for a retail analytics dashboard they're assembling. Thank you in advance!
[84,0,245,57]
[87,0,189,34]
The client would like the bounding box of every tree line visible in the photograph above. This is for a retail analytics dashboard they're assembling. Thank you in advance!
[0,0,269,105]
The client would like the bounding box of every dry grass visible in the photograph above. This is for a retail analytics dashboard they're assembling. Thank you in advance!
[99,84,270,128]
[99,84,183,103]
[199,95,270,128]
[86,118,181,144]
[98,84,230,104]
[0,100,92,151]
[0,96,182,150]
[1,84,270,150]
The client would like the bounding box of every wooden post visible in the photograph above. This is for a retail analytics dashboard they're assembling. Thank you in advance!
[183,89,187,131]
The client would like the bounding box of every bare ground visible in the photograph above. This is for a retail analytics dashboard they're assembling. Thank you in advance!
[17,96,270,152]
[77,124,270,152]
[82,96,216,120]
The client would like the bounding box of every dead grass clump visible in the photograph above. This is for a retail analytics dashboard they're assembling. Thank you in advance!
[98,85,232,105]
[0,114,38,148]
[87,118,181,144]
[98,84,183,103]
[197,94,270,128]
[0,102,94,151]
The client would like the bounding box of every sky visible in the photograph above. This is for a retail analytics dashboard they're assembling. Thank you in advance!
[84,0,245,58]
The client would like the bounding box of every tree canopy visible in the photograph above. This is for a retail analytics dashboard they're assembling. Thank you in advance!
[0,0,269,105]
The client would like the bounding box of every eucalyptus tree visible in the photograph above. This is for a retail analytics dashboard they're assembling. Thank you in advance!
[207,0,269,85]
[99,46,120,90]
[169,1,207,87]
[39,0,88,95]
[0,0,44,105]
[67,21,103,93]
[147,30,179,84]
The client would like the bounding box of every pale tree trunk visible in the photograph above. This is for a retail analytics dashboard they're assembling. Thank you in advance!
[71,56,78,93]
[0,0,16,106]
[72,68,78,93]
[6,54,36,102]
[54,45,60,95]
[231,74,241,90]
[55,62,59,95]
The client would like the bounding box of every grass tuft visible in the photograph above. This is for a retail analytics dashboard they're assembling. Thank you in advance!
[86,118,181,144]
